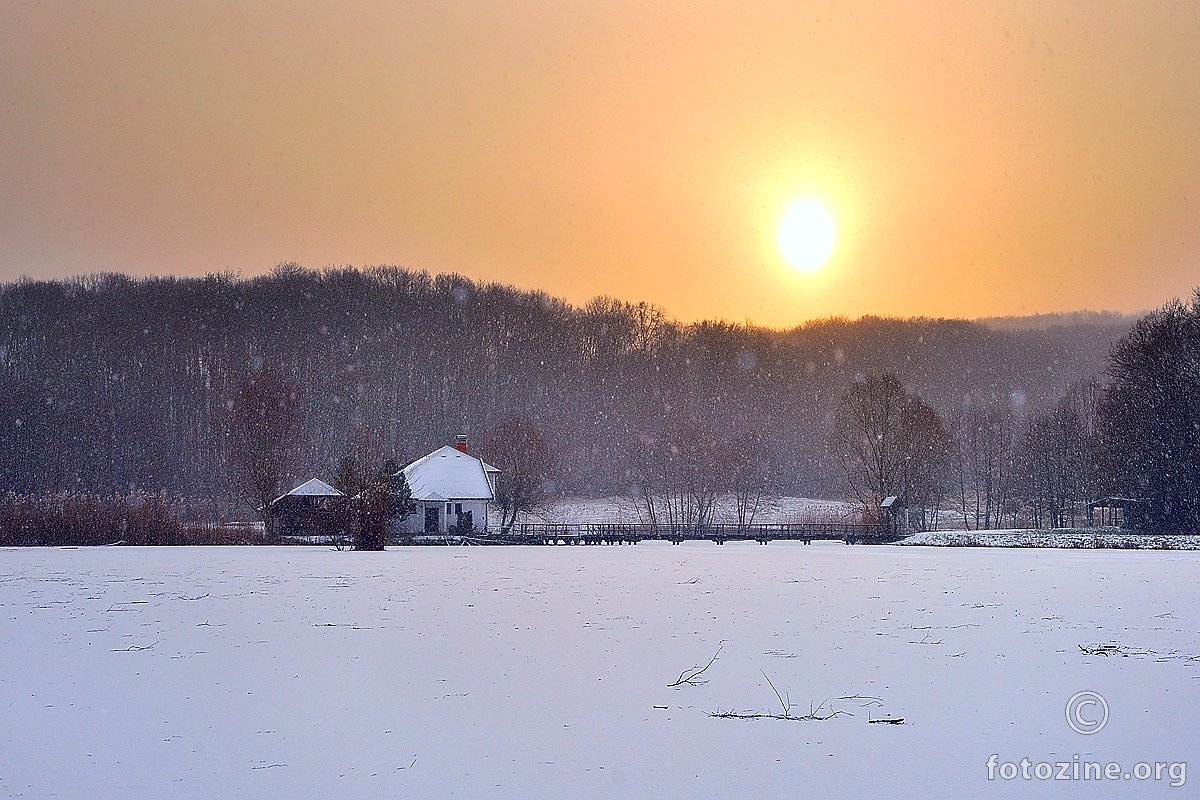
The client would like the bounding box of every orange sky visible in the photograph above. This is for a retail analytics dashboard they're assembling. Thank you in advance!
[2,1,1199,327]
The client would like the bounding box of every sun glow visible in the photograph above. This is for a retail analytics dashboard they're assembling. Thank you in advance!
[778,199,837,273]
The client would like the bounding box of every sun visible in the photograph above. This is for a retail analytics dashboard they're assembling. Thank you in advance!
[778,198,837,273]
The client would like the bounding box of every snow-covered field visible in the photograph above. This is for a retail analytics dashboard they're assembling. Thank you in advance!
[2,544,1197,798]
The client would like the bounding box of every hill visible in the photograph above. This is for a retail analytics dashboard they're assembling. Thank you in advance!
[0,267,1132,502]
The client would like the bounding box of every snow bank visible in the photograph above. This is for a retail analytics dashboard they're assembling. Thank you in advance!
[900,529,1200,550]
[2,544,1197,798]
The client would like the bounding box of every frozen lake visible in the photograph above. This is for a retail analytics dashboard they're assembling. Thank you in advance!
[2,543,1196,798]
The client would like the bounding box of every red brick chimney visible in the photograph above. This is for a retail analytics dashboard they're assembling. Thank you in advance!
[454,434,469,454]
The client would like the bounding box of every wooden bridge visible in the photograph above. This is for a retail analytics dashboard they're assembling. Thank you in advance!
[498,522,902,546]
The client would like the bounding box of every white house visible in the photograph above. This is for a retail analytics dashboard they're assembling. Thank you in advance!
[395,435,499,534]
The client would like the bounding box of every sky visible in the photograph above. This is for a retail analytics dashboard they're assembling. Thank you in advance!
[2,1,1199,328]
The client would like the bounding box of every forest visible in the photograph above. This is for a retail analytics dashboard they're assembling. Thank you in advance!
[0,265,1140,528]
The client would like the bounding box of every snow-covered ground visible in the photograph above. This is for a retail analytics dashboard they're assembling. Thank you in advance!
[2,544,1197,798]
[901,529,1200,550]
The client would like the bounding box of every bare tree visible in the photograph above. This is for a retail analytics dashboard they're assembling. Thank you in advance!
[1056,379,1103,525]
[630,301,670,355]
[1014,380,1101,528]
[900,399,952,530]
[829,374,950,530]
[633,416,726,533]
[1016,413,1068,528]
[949,402,1018,530]
[227,371,300,543]
[334,425,387,498]
[728,427,773,529]
[482,416,554,531]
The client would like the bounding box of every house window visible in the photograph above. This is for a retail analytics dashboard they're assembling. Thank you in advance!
[446,502,452,514]
[455,503,462,515]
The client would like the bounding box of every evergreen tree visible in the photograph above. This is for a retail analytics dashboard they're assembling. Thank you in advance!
[354,466,415,550]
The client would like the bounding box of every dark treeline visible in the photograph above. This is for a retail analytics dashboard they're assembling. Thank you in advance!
[0,265,1130,510]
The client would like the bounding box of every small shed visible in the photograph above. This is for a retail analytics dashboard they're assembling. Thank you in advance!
[880,495,908,535]
[270,478,350,539]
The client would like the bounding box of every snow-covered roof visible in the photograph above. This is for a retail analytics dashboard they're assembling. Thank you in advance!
[272,478,345,505]
[400,445,497,501]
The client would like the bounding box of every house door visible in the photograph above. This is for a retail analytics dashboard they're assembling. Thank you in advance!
[424,505,440,533]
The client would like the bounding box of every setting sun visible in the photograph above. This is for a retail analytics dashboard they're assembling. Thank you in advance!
[778,199,837,273]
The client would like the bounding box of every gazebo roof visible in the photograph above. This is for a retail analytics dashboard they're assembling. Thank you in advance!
[272,478,345,505]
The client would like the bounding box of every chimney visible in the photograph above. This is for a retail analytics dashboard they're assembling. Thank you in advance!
[454,434,469,454]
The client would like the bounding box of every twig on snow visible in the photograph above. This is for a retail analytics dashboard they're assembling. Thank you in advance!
[761,670,794,718]
[710,673,851,722]
[668,645,723,688]
[709,700,850,722]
